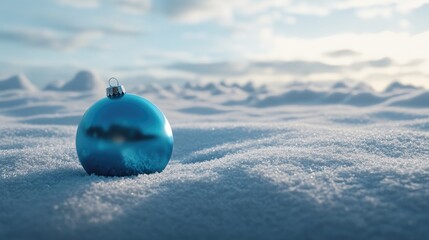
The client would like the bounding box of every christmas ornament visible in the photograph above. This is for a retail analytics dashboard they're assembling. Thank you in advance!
[76,77,173,177]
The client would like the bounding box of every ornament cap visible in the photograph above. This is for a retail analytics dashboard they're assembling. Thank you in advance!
[106,77,126,98]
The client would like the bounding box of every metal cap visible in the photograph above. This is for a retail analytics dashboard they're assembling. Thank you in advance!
[106,77,126,98]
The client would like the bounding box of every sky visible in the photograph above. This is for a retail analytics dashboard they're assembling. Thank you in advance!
[1,0,429,90]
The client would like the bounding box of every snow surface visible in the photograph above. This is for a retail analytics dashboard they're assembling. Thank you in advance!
[1,79,429,240]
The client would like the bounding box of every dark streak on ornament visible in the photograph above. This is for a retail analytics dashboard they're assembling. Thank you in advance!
[86,125,157,142]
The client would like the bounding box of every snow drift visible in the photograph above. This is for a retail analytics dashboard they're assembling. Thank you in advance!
[44,70,104,92]
[0,74,37,92]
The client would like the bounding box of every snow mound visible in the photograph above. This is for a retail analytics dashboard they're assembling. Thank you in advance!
[331,81,349,89]
[352,82,373,92]
[60,70,104,92]
[384,81,419,93]
[146,81,428,108]
[388,91,429,108]
[254,89,323,107]
[136,83,175,99]
[0,74,37,91]
[44,80,66,91]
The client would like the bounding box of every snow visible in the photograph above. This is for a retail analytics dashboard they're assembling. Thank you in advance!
[1,78,429,239]
[47,70,105,92]
[0,74,37,92]
[44,80,66,91]
[384,81,420,93]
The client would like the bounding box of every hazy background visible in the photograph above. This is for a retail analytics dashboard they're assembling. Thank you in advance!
[1,0,429,91]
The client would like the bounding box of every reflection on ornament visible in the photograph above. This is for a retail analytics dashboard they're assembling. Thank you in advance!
[76,78,174,177]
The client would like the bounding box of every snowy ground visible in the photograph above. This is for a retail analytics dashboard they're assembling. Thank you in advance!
[1,75,429,239]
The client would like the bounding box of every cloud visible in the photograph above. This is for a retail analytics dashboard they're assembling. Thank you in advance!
[169,62,247,76]
[250,60,340,75]
[154,0,429,23]
[181,32,208,40]
[0,20,141,53]
[55,0,429,24]
[142,50,196,63]
[300,0,429,16]
[285,4,330,16]
[168,58,398,77]
[325,49,361,58]
[350,57,393,69]
[398,19,410,29]
[0,28,102,51]
[51,23,143,36]
[236,30,429,66]
[285,16,297,25]
[154,0,236,24]
[355,6,393,19]
[55,0,150,13]
[116,0,151,13]
[56,0,99,8]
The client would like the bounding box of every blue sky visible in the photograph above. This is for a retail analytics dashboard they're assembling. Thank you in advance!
[1,0,429,90]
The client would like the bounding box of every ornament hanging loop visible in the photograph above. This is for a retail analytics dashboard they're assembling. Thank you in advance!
[108,77,120,87]
[106,77,126,98]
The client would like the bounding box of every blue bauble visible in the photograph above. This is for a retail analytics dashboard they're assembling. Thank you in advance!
[76,85,173,177]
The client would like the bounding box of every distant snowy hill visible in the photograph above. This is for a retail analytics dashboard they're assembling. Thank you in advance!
[44,70,104,92]
[133,80,429,109]
[384,81,420,93]
[44,80,66,91]
[0,74,37,91]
